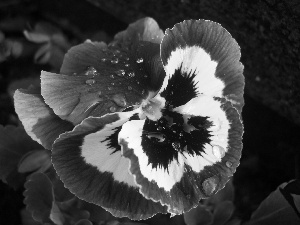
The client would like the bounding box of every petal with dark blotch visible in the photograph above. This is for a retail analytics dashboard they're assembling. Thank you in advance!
[159,20,244,113]
[42,42,164,124]
[119,97,243,214]
[113,17,164,47]
[52,111,167,220]
[13,87,73,150]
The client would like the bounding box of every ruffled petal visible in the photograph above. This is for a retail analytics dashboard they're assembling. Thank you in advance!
[113,17,164,47]
[159,20,244,113]
[119,97,243,214]
[52,111,167,220]
[42,41,165,125]
[14,86,73,150]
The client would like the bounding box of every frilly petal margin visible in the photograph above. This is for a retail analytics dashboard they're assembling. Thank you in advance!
[159,19,244,114]
[119,100,243,214]
[13,86,74,150]
[51,111,168,220]
[113,17,164,47]
[42,41,165,125]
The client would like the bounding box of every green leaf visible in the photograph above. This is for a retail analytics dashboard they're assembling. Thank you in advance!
[245,180,300,225]
[0,125,42,188]
[18,149,51,173]
[24,172,65,225]
[184,204,213,225]
[212,201,235,225]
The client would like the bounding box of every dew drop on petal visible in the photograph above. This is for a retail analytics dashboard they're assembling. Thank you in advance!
[125,64,130,67]
[109,106,116,112]
[115,69,125,77]
[85,66,97,76]
[112,94,127,107]
[147,132,165,142]
[101,58,107,62]
[212,145,225,160]
[136,58,143,63]
[202,176,218,196]
[111,58,119,64]
[108,86,112,90]
[110,74,115,79]
[127,86,132,90]
[226,161,233,168]
[172,142,181,151]
[126,57,130,61]
[128,71,135,77]
[111,82,115,86]
[85,79,96,85]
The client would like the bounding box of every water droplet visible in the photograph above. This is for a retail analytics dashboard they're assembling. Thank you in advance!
[111,82,115,86]
[137,81,140,85]
[226,161,233,168]
[115,69,125,77]
[144,74,148,78]
[108,87,112,90]
[212,145,225,160]
[85,79,96,85]
[85,66,97,76]
[147,132,165,142]
[109,106,116,112]
[141,89,145,95]
[112,94,127,107]
[128,71,135,77]
[172,142,181,151]
[136,58,143,63]
[111,58,119,64]
[127,86,132,90]
[202,177,218,196]
[110,74,115,79]
[179,132,184,137]
[157,126,162,131]
[101,58,107,62]
[125,64,130,67]
[126,57,130,61]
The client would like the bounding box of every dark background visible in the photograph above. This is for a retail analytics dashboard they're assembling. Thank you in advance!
[0,0,299,224]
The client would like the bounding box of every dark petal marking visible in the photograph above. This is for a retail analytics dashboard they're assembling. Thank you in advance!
[121,99,243,214]
[141,110,212,170]
[52,112,167,220]
[160,20,244,113]
[14,87,73,150]
[160,64,198,108]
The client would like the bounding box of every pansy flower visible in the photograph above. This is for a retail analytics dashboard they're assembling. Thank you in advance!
[14,18,244,220]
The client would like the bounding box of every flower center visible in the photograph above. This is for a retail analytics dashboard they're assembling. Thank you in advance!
[140,95,166,121]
